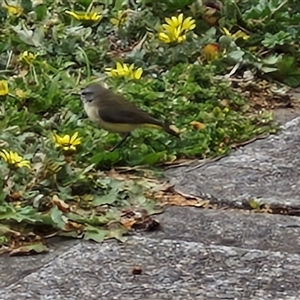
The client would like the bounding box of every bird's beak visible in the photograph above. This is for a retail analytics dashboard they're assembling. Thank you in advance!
[70,92,81,96]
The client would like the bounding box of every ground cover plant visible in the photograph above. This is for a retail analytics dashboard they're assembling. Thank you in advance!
[0,0,299,254]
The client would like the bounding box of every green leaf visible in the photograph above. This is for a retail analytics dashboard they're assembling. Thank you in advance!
[50,206,66,230]
[262,31,292,48]
[261,66,278,73]
[67,212,112,226]
[21,0,33,13]
[10,242,49,256]
[48,73,61,100]
[0,205,42,223]
[283,77,300,88]
[227,50,245,62]
[137,151,166,165]
[84,225,108,242]
[34,4,48,21]
[90,151,120,165]
[92,191,118,206]
[262,55,281,65]
[113,0,125,10]
[107,227,128,242]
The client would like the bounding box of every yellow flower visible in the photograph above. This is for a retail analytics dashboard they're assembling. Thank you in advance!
[2,1,23,17]
[0,150,31,169]
[52,132,82,152]
[221,27,250,40]
[158,13,196,44]
[110,10,128,28]
[0,80,8,96]
[65,10,102,22]
[105,62,143,80]
[15,88,26,98]
[19,51,37,65]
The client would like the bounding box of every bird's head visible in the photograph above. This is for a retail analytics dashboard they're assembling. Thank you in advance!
[80,83,107,105]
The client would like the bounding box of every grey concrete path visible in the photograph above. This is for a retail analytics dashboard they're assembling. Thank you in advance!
[2,116,300,299]
[165,116,300,209]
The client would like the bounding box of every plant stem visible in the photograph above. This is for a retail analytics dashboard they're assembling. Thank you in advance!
[3,168,13,188]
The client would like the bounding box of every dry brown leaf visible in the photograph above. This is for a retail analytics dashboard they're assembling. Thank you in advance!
[121,209,160,231]
[52,195,69,212]
[121,218,136,229]
[65,221,83,232]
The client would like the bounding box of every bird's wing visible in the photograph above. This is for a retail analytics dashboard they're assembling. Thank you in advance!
[98,107,162,125]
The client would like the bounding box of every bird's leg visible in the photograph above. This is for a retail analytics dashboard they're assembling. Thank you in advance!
[109,132,131,152]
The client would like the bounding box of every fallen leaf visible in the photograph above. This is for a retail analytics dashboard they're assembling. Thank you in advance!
[121,218,136,229]
[84,225,108,242]
[10,242,49,256]
[65,220,83,232]
[0,224,21,236]
[52,195,69,213]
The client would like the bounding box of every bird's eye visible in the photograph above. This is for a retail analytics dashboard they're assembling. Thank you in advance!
[80,90,94,102]
[81,91,92,96]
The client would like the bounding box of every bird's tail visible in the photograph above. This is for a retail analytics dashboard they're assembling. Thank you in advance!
[163,121,180,138]
[141,120,180,137]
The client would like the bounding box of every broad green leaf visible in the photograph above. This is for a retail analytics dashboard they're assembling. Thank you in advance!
[84,225,108,242]
[67,212,112,226]
[10,242,49,256]
[92,191,118,206]
[227,50,245,62]
[34,5,48,21]
[262,55,281,65]
[50,206,66,230]
[21,0,33,12]
[261,66,278,73]
[107,227,128,242]
[283,77,300,88]
[137,151,166,165]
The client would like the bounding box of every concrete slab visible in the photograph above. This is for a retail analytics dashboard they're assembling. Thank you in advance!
[166,116,300,208]
[1,208,300,299]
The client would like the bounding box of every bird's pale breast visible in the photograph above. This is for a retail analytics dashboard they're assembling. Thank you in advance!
[84,103,138,133]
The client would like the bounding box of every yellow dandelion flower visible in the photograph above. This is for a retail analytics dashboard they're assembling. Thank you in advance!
[182,17,196,31]
[0,150,31,169]
[165,13,183,28]
[105,62,143,80]
[65,10,102,23]
[158,32,172,44]
[131,67,143,80]
[0,80,8,96]
[52,132,82,152]
[19,51,37,65]
[2,1,23,17]
[158,14,196,44]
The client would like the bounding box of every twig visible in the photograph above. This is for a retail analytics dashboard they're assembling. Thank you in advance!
[262,0,289,22]
[5,51,13,70]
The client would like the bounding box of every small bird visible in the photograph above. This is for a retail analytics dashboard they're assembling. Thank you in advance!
[80,83,180,151]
